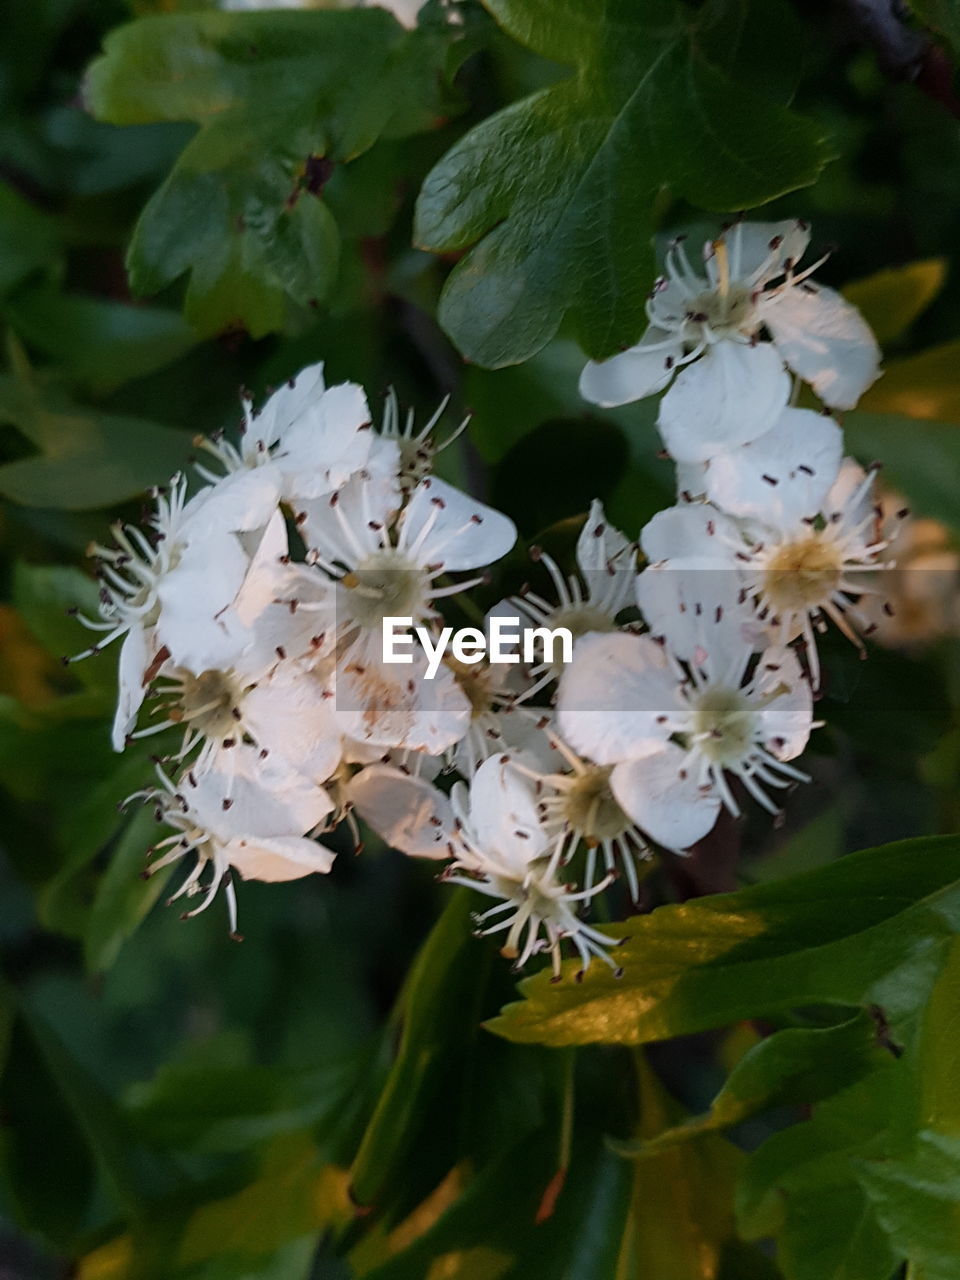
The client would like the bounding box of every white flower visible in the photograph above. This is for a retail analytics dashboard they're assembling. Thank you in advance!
[189,362,385,535]
[580,220,881,463]
[136,763,336,936]
[490,500,637,696]
[288,469,517,752]
[444,754,621,979]
[136,657,341,795]
[73,475,250,750]
[557,630,814,848]
[510,731,653,904]
[641,463,899,686]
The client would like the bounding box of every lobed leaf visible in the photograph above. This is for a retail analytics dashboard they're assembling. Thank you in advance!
[414,0,832,366]
[85,10,454,338]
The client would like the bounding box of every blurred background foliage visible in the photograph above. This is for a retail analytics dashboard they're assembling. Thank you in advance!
[3,1,960,1277]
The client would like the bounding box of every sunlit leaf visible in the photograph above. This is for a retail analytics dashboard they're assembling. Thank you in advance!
[842,259,946,346]
[489,835,960,1047]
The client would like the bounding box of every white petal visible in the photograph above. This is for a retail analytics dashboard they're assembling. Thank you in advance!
[229,510,289,627]
[725,220,811,283]
[296,463,401,564]
[753,647,814,761]
[279,382,375,500]
[244,361,327,455]
[242,666,341,784]
[181,468,282,538]
[579,328,682,407]
[155,531,249,672]
[658,341,791,464]
[348,765,457,859]
[636,563,761,675]
[111,624,150,750]
[185,759,332,839]
[825,458,873,524]
[556,631,678,765]
[467,753,549,873]
[764,283,881,409]
[704,407,843,527]
[611,748,721,850]
[225,834,335,882]
[400,476,516,573]
[675,460,708,503]
[575,500,637,615]
[637,507,764,672]
[334,648,470,755]
[496,708,566,772]
[639,503,743,565]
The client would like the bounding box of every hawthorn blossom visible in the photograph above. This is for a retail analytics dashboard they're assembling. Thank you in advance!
[580,220,881,462]
[135,763,336,936]
[489,501,637,696]
[446,658,533,774]
[510,730,653,904]
[73,475,250,750]
[641,462,898,686]
[635,503,766,667]
[189,362,385,536]
[288,468,517,752]
[557,630,814,848]
[445,754,620,978]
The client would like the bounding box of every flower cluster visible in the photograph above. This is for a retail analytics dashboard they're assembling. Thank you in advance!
[82,219,897,976]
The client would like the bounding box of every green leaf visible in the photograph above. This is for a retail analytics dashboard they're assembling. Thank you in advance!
[83,806,173,973]
[5,286,198,392]
[736,941,960,1280]
[358,1127,631,1280]
[126,1047,366,1155]
[0,996,99,1248]
[856,938,960,1280]
[0,986,181,1249]
[348,889,492,1209]
[619,1014,888,1157]
[0,370,190,509]
[12,562,115,689]
[487,834,960,1048]
[414,0,831,367]
[0,183,62,297]
[842,259,946,346]
[85,10,453,337]
[911,0,960,52]
[175,1134,351,1268]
